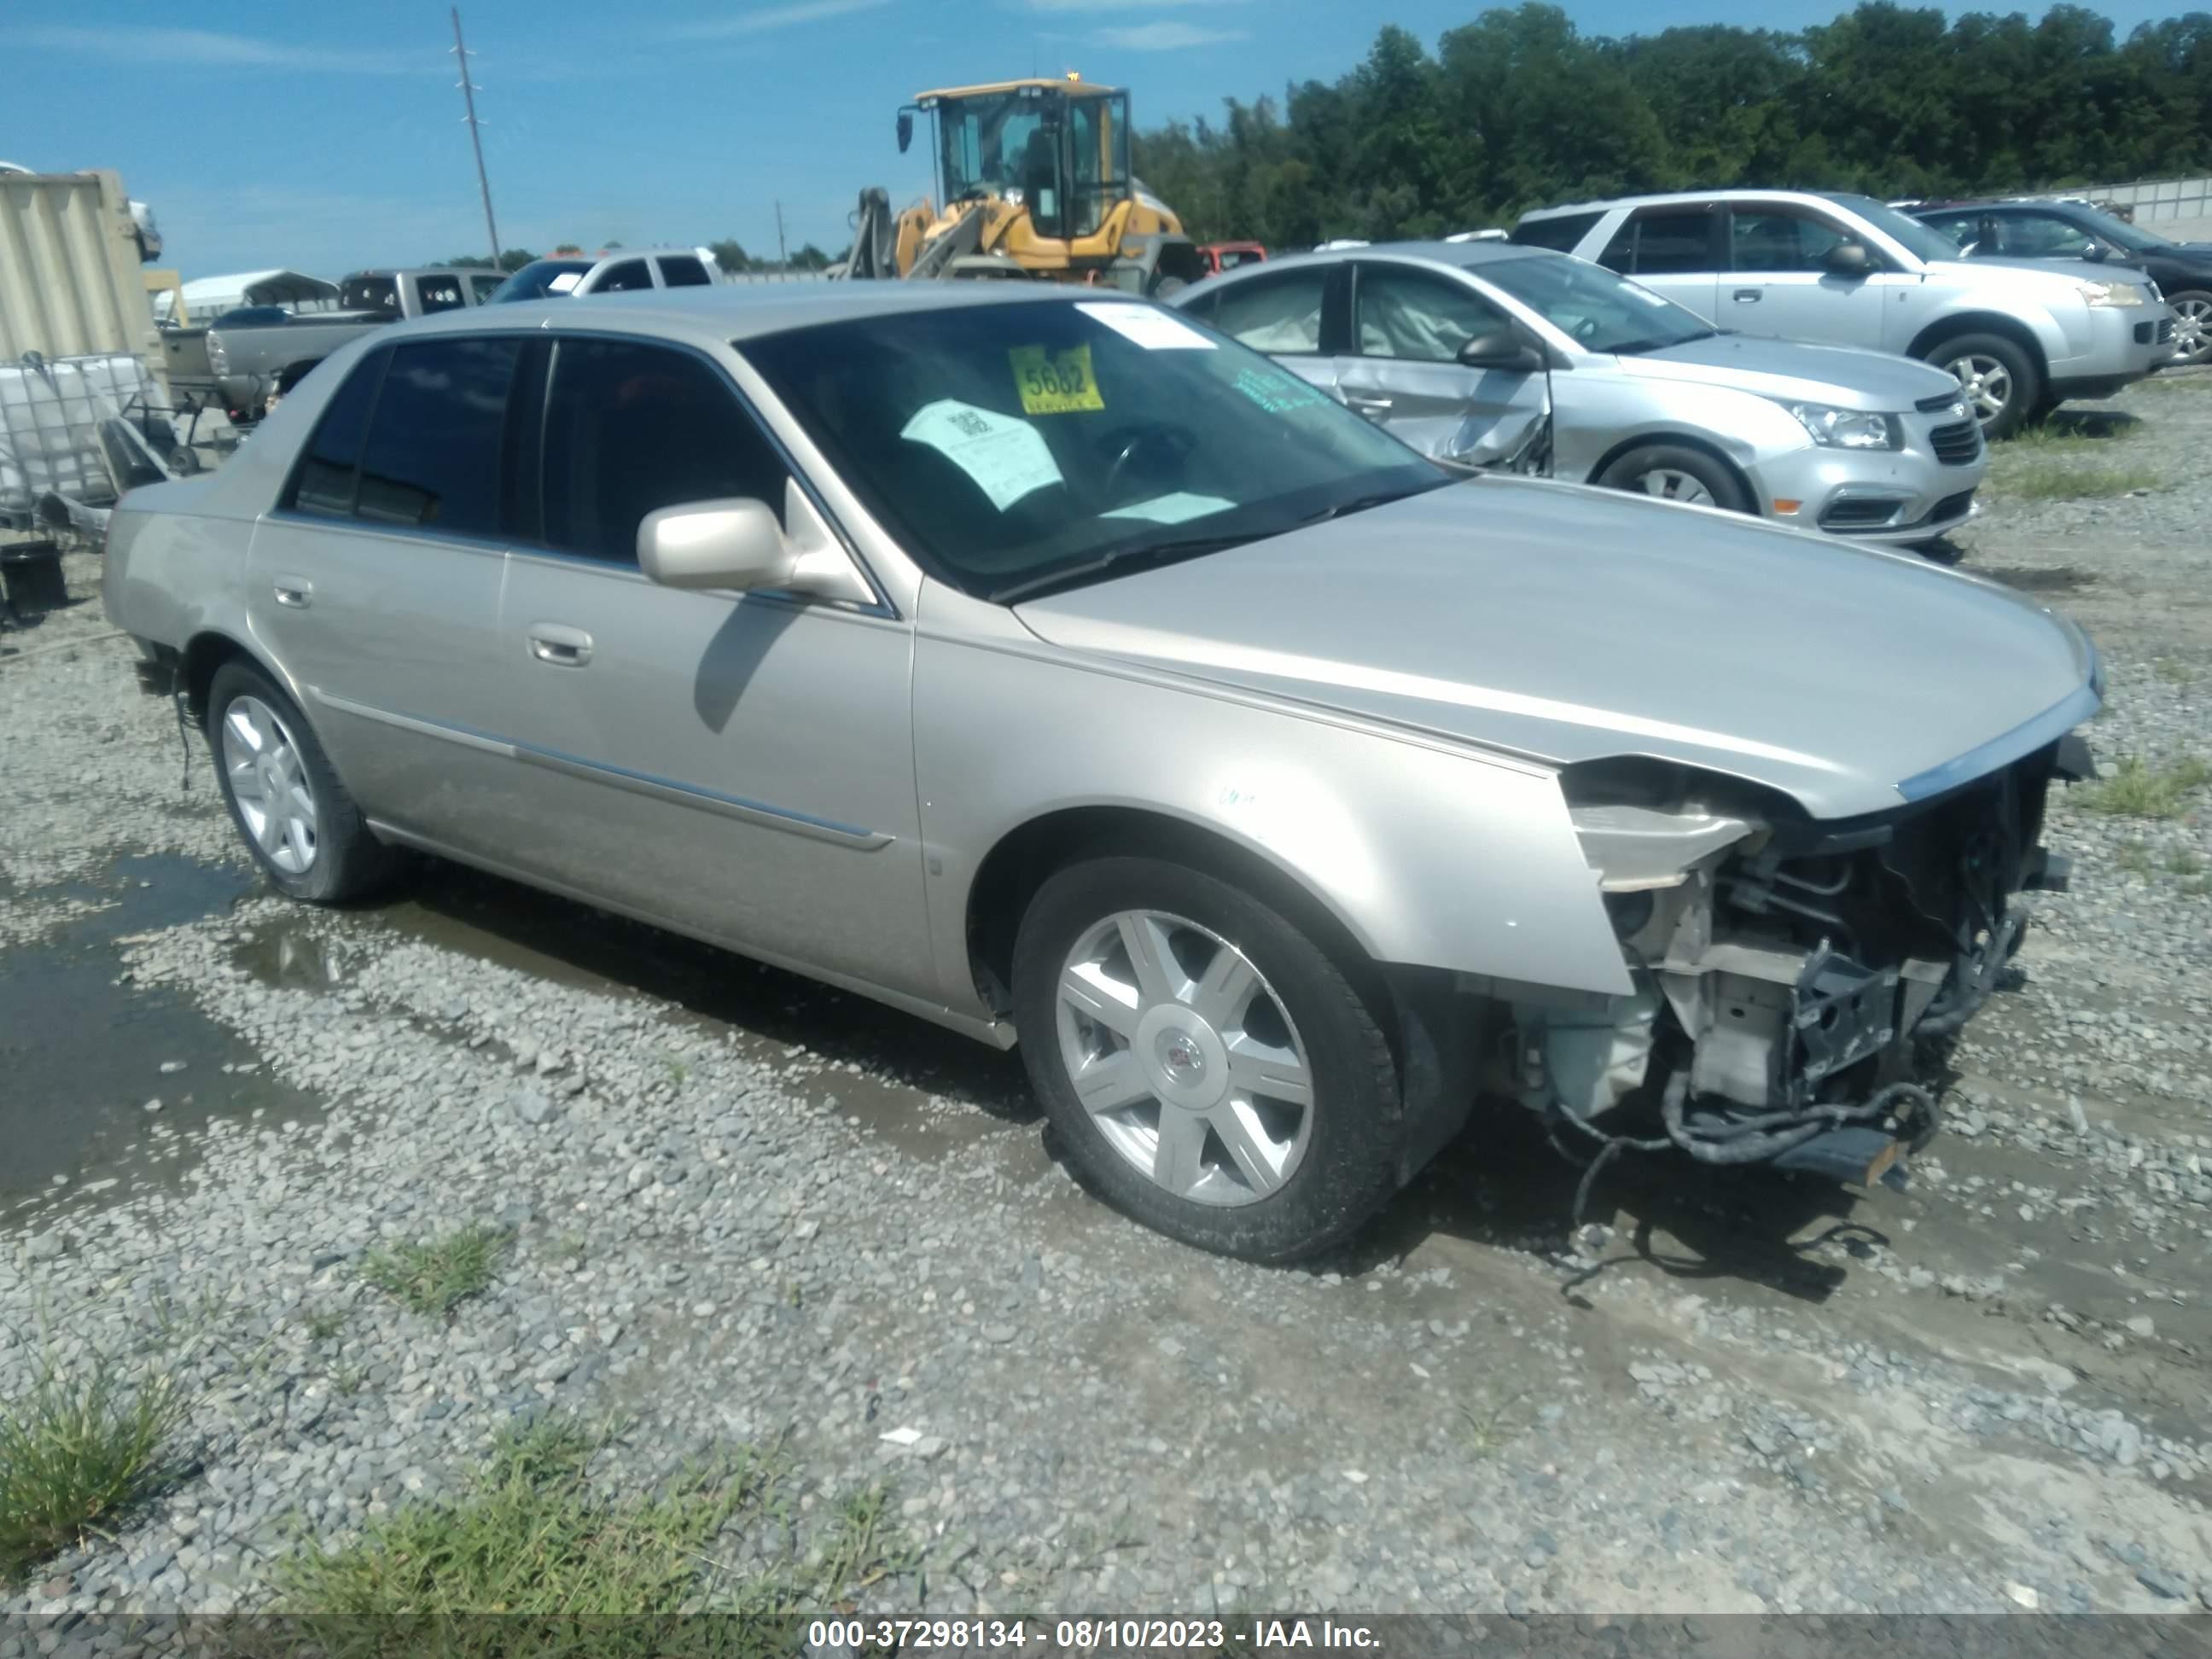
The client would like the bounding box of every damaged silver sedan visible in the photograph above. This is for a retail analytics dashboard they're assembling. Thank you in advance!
[102,283,2098,1262]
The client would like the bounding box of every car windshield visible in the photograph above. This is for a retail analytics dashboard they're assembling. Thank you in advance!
[487,259,594,303]
[2061,205,2170,253]
[1824,194,1969,265]
[742,299,1448,602]
[1473,253,1714,354]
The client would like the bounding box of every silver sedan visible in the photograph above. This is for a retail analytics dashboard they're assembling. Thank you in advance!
[1176,242,1988,546]
[104,284,2095,1261]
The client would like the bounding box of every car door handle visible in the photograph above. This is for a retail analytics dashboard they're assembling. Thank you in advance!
[527,625,594,667]
[272,577,311,608]
[1344,395,1393,416]
[1732,288,1762,303]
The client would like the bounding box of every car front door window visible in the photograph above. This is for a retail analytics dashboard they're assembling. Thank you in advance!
[1998,212,2100,259]
[496,335,931,997]
[1354,266,1508,361]
[1730,208,1850,273]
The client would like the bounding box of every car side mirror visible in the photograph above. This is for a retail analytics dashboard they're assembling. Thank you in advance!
[1458,328,1545,373]
[2083,242,2110,263]
[638,480,875,605]
[1823,240,1872,276]
[897,110,914,154]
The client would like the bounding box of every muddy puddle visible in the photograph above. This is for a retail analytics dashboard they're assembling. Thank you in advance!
[1,853,320,1224]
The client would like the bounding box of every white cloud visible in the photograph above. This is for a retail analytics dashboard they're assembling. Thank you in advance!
[21,25,434,74]
[668,0,895,38]
[1090,21,1250,49]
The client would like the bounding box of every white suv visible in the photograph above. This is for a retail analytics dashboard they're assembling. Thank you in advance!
[486,247,723,304]
[1513,190,2174,436]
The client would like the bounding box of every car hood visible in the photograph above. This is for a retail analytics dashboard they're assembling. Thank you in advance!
[1015,479,2097,821]
[1924,257,2160,302]
[1614,334,1961,412]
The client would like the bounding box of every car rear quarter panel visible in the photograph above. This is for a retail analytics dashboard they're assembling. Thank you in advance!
[912,610,1635,1020]
[102,487,256,659]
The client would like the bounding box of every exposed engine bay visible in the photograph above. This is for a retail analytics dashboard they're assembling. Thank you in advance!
[1507,735,2093,1203]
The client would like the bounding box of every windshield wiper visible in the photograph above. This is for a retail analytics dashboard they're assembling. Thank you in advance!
[990,533,1262,605]
[1295,480,1447,527]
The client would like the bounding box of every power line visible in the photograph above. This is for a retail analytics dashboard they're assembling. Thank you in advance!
[451,8,501,262]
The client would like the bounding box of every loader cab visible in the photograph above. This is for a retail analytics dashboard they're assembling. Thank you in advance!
[905,78,1134,244]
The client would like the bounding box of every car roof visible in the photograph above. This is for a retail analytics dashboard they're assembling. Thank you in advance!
[1518,189,1851,219]
[1200,241,1557,278]
[375,279,1138,345]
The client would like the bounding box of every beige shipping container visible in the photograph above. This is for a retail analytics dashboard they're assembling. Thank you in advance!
[0,169,167,393]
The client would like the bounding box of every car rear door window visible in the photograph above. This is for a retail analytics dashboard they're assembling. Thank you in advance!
[1623,209,1719,274]
[1212,267,1328,353]
[1511,211,1601,253]
[538,338,791,566]
[596,259,655,293]
[287,346,389,518]
[1354,265,1509,361]
[353,336,524,534]
[1729,207,1851,272]
[657,255,713,288]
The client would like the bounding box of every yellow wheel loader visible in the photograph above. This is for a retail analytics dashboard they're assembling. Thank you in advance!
[838,75,1205,294]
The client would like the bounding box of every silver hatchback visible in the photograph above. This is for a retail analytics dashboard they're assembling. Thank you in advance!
[104,285,2097,1262]
[1176,243,1987,545]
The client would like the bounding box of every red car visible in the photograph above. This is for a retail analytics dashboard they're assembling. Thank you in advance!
[1196,242,1267,276]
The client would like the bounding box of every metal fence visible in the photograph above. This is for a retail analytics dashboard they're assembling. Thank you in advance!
[2081,175,2212,226]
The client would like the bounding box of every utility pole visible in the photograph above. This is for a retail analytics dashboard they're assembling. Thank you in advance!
[775,200,789,270]
[450,8,501,264]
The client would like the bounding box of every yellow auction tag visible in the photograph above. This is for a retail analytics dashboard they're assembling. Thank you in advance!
[1010,343,1104,415]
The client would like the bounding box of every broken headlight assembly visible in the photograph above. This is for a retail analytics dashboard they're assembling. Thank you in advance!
[1505,751,2068,1213]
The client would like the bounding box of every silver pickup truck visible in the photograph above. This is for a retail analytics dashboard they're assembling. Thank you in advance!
[162,267,501,420]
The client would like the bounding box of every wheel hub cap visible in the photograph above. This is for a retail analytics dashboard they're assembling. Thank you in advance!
[1056,909,1315,1208]
[220,695,318,876]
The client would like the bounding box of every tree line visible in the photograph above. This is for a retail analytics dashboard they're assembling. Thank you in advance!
[1131,1,2212,247]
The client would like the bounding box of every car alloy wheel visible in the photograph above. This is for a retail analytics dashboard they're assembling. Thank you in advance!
[2169,294,2210,364]
[1630,468,1715,506]
[1055,908,1314,1206]
[219,694,319,874]
[1946,352,2013,424]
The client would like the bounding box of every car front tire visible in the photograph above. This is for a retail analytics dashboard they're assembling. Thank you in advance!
[2164,288,2211,366]
[207,660,399,904]
[1595,443,1751,515]
[1011,854,1405,1263]
[1928,332,2040,439]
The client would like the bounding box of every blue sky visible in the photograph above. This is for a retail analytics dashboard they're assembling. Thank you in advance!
[11,0,2183,281]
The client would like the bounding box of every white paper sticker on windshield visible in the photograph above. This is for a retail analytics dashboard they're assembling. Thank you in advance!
[1078,302,1215,351]
[1103,491,1236,526]
[548,271,583,293]
[900,399,1062,511]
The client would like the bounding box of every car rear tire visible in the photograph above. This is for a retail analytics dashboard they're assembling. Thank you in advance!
[1926,332,2039,439]
[207,660,400,904]
[1011,854,1404,1263]
[1595,444,1750,514]
[2165,288,2211,366]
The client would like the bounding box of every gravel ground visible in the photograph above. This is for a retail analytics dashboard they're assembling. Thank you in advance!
[3,374,2210,1621]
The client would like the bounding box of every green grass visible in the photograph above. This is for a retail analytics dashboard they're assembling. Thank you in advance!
[301,1308,348,1342]
[2183,876,2212,899]
[360,1224,509,1318]
[1991,459,2163,501]
[1,1359,189,1588]
[2116,840,2156,876]
[266,1418,910,1656]
[2005,416,2140,452]
[2072,755,2212,819]
[2152,657,2198,685]
[2168,848,2206,877]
